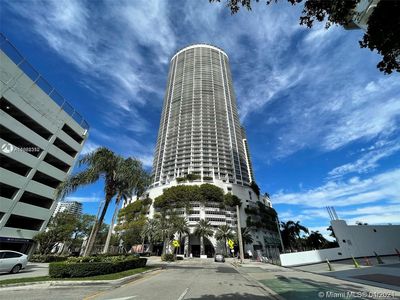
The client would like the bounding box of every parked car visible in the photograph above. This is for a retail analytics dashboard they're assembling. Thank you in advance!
[214,253,225,263]
[0,250,28,274]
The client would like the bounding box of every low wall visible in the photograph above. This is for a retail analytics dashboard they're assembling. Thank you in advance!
[280,220,400,267]
[280,247,348,267]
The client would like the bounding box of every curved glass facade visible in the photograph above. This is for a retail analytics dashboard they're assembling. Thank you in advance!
[152,44,253,186]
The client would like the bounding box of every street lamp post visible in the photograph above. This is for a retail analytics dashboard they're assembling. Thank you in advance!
[236,205,244,263]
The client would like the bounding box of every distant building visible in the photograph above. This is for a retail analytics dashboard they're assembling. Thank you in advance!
[345,0,380,30]
[0,34,89,254]
[53,201,83,217]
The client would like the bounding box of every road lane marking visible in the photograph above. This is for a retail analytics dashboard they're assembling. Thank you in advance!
[177,288,189,300]
[104,297,137,300]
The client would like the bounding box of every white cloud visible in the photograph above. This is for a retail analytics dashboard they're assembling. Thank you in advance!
[6,0,175,132]
[328,139,400,178]
[272,168,400,208]
[80,140,100,155]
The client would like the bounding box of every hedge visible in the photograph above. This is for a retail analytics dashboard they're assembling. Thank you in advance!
[49,257,147,278]
[161,254,175,262]
[30,255,69,263]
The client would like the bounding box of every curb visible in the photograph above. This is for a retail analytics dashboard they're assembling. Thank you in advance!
[230,262,284,300]
[0,267,163,290]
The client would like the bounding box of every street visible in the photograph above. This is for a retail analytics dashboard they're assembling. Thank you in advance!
[1,259,398,300]
[0,260,272,300]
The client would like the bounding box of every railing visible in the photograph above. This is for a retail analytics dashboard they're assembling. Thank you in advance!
[0,33,89,130]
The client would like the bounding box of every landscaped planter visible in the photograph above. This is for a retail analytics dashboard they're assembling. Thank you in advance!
[49,257,147,278]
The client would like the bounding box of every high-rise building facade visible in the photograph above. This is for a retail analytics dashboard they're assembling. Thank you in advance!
[0,34,88,254]
[126,44,280,259]
[53,201,83,217]
[151,44,252,187]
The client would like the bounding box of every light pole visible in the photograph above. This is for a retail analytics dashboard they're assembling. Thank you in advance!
[276,217,284,253]
[236,205,244,263]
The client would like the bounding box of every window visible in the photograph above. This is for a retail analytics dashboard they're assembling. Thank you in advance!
[3,252,22,258]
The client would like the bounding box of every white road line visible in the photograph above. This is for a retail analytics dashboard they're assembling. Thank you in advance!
[177,288,189,300]
[105,296,137,300]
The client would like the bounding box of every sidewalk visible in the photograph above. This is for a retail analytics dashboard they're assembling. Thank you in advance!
[235,261,399,300]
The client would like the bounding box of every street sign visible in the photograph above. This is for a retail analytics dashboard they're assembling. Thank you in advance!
[172,240,180,248]
[227,239,234,249]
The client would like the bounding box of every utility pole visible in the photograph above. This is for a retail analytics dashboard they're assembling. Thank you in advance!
[83,199,104,256]
[276,217,284,253]
[236,205,244,263]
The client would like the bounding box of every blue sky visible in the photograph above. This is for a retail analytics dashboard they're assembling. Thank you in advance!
[3,0,400,238]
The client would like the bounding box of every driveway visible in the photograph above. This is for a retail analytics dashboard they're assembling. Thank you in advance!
[0,262,49,280]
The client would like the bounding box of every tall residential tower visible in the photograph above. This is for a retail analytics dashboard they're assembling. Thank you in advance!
[151,44,252,187]
[126,44,280,258]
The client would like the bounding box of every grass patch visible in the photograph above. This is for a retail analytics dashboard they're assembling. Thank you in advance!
[0,266,155,286]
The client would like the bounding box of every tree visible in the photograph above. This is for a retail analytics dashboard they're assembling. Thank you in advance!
[57,147,146,256]
[199,184,224,204]
[223,193,241,207]
[326,225,336,238]
[306,231,328,249]
[141,218,161,254]
[210,0,400,74]
[118,216,147,250]
[154,185,201,212]
[240,227,254,245]
[69,214,96,253]
[103,158,149,253]
[280,220,309,251]
[34,212,78,255]
[215,225,235,255]
[194,219,214,256]
[250,181,260,197]
[173,217,190,255]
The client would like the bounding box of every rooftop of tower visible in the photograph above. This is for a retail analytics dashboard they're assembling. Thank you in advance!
[171,43,228,61]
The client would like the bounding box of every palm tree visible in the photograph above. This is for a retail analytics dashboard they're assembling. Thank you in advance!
[57,147,145,256]
[280,220,309,251]
[141,218,159,254]
[194,219,214,256]
[154,213,176,255]
[103,158,149,253]
[241,227,254,246]
[215,225,234,255]
[173,217,190,255]
[306,231,328,250]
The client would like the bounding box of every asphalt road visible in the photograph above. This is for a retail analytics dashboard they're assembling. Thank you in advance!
[0,260,272,300]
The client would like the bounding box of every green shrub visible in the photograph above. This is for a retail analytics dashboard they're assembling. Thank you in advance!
[186,174,201,181]
[202,176,213,181]
[176,177,187,183]
[161,254,175,262]
[49,257,147,278]
[66,255,135,264]
[30,255,68,263]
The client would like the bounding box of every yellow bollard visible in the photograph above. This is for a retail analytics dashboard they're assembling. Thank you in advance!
[352,256,360,268]
[326,258,334,271]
